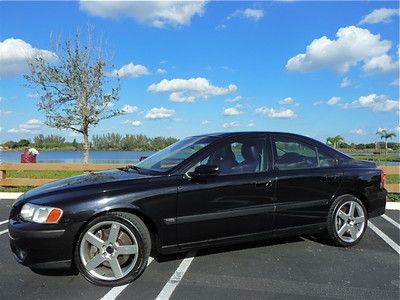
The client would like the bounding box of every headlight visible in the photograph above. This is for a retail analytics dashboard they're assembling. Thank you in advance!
[20,203,63,224]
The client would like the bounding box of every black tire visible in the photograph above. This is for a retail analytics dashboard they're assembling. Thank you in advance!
[326,194,368,247]
[74,212,151,286]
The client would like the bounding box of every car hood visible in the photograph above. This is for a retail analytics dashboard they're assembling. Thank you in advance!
[22,168,152,200]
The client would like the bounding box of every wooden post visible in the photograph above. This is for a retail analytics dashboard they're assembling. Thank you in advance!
[0,170,6,180]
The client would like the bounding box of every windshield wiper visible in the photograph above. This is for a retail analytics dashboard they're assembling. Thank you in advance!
[126,165,143,174]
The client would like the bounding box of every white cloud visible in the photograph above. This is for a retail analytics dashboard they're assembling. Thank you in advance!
[350,129,367,135]
[69,132,81,138]
[390,78,399,86]
[228,8,264,21]
[0,110,12,116]
[225,95,242,103]
[144,107,175,119]
[201,120,209,125]
[286,26,394,74]
[130,120,143,126]
[341,94,399,112]
[148,77,237,102]
[122,105,138,114]
[80,0,207,28]
[362,54,398,73]
[223,107,243,116]
[111,62,149,78]
[247,121,255,127]
[327,96,342,106]
[0,96,4,102]
[278,97,295,105]
[222,121,239,128]
[215,24,227,31]
[122,119,143,126]
[156,68,167,74]
[340,77,352,88]
[26,92,40,98]
[0,38,57,77]
[8,118,43,133]
[0,127,3,132]
[359,8,399,25]
[255,107,297,119]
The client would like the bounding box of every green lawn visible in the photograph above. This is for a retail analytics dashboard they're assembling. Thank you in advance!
[351,154,400,162]
[6,170,84,179]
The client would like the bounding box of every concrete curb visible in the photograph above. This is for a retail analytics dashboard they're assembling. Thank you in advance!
[386,201,400,210]
[0,192,23,200]
[0,192,399,210]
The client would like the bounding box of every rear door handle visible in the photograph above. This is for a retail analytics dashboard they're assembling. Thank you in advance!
[323,175,339,182]
[255,180,273,189]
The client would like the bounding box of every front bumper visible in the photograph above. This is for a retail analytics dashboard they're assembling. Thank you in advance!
[8,218,84,269]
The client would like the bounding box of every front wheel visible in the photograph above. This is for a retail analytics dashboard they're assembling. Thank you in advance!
[75,212,151,286]
[326,195,367,247]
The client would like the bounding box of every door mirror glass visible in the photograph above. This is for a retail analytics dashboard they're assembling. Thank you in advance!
[191,165,220,178]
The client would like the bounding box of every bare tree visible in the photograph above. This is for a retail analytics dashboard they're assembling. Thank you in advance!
[24,31,120,163]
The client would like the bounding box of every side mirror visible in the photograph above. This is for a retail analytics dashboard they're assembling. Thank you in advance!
[191,165,219,178]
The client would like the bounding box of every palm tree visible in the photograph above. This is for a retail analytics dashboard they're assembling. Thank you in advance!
[376,130,397,155]
[326,135,345,149]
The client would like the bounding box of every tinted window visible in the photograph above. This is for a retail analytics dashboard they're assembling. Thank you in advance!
[274,138,318,170]
[189,138,267,175]
[318,148,336,167]
[136,136,216,172]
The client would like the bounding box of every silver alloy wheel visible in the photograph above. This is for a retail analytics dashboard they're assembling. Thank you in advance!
[335,200,366,243]
[79,221,139,281]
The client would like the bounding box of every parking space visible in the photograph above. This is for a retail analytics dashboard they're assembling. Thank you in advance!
[0,199,399,300]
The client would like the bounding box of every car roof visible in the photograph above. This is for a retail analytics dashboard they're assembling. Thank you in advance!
[191,131,309,139]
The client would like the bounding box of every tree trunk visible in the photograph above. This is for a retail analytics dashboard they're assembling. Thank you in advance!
[83,131,90,164]
[385,140,388,156]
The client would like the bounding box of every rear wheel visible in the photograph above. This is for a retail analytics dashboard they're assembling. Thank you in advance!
[75,212,151,286]
[326,195,367,247]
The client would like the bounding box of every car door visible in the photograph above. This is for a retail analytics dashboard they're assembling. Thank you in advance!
[270,134,342,230]
[176,135,275,247]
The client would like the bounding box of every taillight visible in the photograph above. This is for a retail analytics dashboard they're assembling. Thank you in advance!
[380,170,385,188]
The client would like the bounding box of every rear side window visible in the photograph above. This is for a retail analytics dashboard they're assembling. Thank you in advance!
[273,136,336,170]
[274,138,318,170]
[318,149,336,167]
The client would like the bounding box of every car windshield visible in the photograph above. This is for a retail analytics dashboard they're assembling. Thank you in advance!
[135,136,217,173]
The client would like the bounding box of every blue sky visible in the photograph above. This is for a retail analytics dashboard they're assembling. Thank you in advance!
[0,0,399,144]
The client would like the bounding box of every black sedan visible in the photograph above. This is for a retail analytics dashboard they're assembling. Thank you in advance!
[8,132,387,286]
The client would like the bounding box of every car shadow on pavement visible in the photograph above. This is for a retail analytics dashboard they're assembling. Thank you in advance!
[30,267,79,277]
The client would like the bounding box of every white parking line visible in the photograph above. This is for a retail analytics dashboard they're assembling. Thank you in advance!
[155,251,196,300]
[0,229,8,236]
[368,222,400,254]
[381,214,400,229]
[0,220,9,226]
[100,257,154,300]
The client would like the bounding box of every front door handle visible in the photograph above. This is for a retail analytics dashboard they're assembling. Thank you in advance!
[255,180,273,189]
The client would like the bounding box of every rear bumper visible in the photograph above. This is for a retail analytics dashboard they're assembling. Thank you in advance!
[368,189,387,219]
[8,218,84,269]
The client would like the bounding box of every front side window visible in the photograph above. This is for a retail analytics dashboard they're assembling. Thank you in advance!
[136,136,217,173]
[274,138,318,170]
[189,138,267,175]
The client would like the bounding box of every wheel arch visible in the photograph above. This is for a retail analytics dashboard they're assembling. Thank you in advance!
[333,191,370,214]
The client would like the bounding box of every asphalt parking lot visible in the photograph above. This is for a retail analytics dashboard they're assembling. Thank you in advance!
[0,198,398,300]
